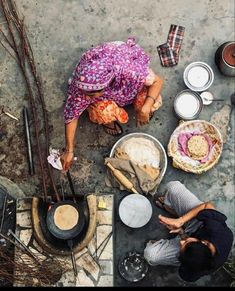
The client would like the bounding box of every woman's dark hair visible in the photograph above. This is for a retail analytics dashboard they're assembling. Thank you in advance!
[86,78,116,94]
[86,88,104,94]
[179,241,214,272]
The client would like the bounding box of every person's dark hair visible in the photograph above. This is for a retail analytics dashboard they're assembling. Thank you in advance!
[85,88,104,94]
[179,241,214,273]
[89,89,104,93]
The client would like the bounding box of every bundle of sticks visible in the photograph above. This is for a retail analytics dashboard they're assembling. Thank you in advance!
[0,246,67,287]
[0,0,59,201]
[0,231,69,286]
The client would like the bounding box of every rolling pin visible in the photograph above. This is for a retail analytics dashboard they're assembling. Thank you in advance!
[106,162,138,194]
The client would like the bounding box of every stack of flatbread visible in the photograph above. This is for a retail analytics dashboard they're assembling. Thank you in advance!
[115,137,161,180]
[187,135,209,160]
[54,205,79,231]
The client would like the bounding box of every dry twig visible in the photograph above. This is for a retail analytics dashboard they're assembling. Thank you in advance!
[0,246,67,286]
[0,0,60,200]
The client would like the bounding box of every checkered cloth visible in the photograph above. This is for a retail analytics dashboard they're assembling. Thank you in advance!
[157,43,179,67]
[157,24,185,67]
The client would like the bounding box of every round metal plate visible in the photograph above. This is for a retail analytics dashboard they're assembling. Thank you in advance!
[119,194,152,228]
[183,61,214,91]
[118,251,148,282]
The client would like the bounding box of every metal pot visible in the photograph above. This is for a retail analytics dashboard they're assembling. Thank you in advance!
[174,89,203,120]
[215,41,235,77]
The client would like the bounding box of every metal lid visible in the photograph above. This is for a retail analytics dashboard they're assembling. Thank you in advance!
[174,89,203,120]
[183,61,214,91]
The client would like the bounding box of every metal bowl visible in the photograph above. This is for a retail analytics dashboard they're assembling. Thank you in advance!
[118,251,149,282]
[200,91,214,105]
[183,61,214,92]
[109,132,167,188]
[174,89,203,120]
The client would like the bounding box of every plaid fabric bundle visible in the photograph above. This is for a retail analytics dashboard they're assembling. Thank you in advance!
[157,24,185,67]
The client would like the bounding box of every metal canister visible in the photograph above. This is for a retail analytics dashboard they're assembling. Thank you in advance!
[215,41,235,77]
[174,89,203,120]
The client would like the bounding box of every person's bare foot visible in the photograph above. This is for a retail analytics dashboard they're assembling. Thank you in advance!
[155,196,177,216]
[103,121,123,136]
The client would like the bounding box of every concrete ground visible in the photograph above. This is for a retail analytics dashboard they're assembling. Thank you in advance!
[0,0,234,287]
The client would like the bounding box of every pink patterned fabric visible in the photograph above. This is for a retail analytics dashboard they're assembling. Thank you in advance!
[178,132,214,163]
[76,57,114,91]
[64,38,150,123]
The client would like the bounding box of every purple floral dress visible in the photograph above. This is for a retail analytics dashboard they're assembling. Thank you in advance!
[64,38,151,124]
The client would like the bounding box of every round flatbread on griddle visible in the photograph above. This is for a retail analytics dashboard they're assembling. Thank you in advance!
[54,205,79,231]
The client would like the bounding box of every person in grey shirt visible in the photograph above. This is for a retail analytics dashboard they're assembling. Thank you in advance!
[144,181,233,282]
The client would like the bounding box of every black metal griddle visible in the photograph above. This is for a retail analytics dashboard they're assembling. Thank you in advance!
[46,171,85,276]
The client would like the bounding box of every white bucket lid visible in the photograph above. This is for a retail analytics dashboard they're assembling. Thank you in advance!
[184,62,214,92]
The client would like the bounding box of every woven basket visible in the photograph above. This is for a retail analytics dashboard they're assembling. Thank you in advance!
[167,120,223,174]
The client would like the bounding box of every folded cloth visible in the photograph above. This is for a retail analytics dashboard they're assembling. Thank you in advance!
[157,24,185,67]
[157,43,179,67]
[167,24,185,53]
[104,157,161,195]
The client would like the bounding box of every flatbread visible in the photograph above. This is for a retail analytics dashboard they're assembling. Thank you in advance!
[120,137,161,168]
[187,135,209,160]
[54,205,79,231]
[138,164,161,180]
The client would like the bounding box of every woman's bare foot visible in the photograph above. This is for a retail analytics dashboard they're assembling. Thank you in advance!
[103,121,123,136]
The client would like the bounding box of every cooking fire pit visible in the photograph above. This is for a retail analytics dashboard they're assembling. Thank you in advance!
[32,194,97,256]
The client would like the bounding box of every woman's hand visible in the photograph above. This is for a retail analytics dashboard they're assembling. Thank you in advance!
[136,104,151,127]
[152,95,162,111]
[60,152,74,171]
[158,214,184,233]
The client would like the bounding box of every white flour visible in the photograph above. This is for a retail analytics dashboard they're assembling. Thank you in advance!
[120,137,160,168]
[175,92,200,118]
